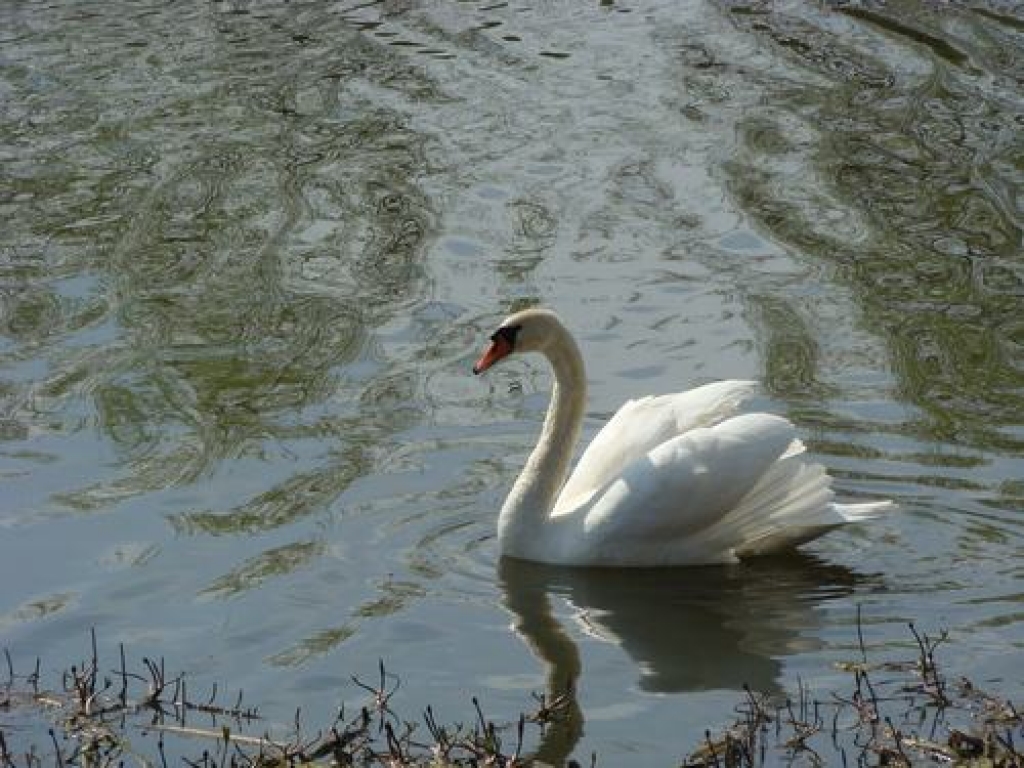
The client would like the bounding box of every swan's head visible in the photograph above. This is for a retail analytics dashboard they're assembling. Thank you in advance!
[473,308,567,375]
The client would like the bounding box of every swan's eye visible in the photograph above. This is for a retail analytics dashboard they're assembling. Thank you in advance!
[491,324,522,349]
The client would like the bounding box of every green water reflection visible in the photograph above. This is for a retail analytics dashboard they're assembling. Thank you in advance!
[725,3,1024,454]
[2,1,436,526]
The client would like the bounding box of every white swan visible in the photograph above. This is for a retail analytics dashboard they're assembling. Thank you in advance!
[473,307,892,567]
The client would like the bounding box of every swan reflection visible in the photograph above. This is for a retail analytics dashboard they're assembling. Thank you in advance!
[499,554,871,763]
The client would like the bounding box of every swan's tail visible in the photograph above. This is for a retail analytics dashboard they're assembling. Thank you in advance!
[708,439,893,559]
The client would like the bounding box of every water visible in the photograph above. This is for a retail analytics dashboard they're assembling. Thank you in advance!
[2,0,1022,763]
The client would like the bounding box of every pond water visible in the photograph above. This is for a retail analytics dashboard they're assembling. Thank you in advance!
[2,0,1023,764]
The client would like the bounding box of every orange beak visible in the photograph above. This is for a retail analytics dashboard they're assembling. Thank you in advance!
[473,335,513,374]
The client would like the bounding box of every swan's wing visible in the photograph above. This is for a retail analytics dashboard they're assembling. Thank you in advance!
[567,413,798,563]
[554,380,758,514]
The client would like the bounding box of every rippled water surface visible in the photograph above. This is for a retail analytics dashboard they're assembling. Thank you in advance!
[2,0,1023,763]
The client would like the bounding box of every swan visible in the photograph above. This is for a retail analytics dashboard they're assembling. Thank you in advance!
[473,307,892,567]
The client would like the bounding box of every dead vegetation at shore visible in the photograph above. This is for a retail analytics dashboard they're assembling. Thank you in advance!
[683,620,1022,768]
[1,621,1021,767]
[0,629,574,768]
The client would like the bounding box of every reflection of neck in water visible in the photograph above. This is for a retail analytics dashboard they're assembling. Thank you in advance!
[499,560,584,766]
[500,554,870,759]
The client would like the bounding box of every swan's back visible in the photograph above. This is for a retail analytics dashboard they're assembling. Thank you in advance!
[554,380,758,515]
[551,405,892,567]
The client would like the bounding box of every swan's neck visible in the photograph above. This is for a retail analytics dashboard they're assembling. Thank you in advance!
[498,333,586,559]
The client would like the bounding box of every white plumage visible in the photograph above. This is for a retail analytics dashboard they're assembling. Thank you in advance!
[473,308,892,567]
